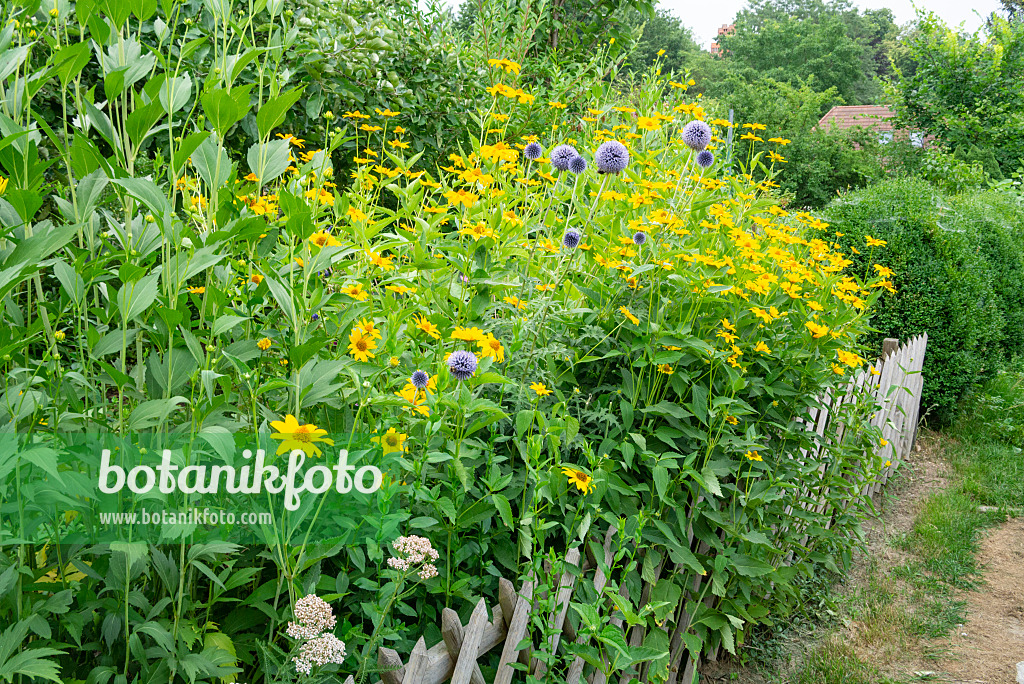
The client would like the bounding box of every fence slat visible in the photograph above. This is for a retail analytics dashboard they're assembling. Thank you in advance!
[447,600,489,684]
[493,579,534,684]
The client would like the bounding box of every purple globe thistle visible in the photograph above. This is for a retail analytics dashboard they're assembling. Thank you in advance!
[550,144,579,171]
[447,351,478,381]
[562,228,582,250]
[695,150,715,169]
[410,370,430,390]
[594,140,629,174]
[568,156,588,174]
[632,231,647,246]
[523,142,543,160]
[681,120,712,151]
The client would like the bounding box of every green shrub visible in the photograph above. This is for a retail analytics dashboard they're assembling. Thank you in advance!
[826,178,1006,425]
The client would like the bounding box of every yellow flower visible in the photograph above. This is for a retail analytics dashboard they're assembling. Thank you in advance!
[865,235,887,247]
[309,231,341,248]
[356,317,382,340]
[342,283,369,301]
[347,206,368,221]
[755,341,771,354]
[188,286,205,294]
[348,328,377,362]
[414,315,441,339]
[806,321,830,338]
[656,364,674,374]
[503,296,526,310]
[459,222,495,241]
[744,450,763,462]
[562,467,594,494]
[250,274,264,285]
[276,133,307,148]
[880,438,888,446]
[257,337,272,351]
[372,427,407,455]
[478,334,505,363]
[270,414,334,458]
[530,382,552,397]
[836,349,864,367]
[386,284,416,296]
[388,139,409,149]
[636,116,661,131]
[619,306,639,325]
[451,326,486,342]
[366,249,395,271]
[444,189,479,208]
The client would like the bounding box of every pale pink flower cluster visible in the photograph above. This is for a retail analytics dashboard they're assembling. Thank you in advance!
[286,595,344,675]
[386,535,440,580]
[293,634,347,675]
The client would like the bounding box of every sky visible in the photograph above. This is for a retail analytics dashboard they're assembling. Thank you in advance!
[678,0,1004,48]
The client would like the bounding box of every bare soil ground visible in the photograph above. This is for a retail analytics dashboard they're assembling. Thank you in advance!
[699,430,1024,683]
[938,517,1024,684]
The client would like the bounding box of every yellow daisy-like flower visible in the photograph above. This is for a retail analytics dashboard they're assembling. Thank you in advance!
[348,328,377,362]
[188,286,205,295]
[356,317,382,340]
[309,231,341,248]
[451,326,486,342]
[619,306,639,325]
[530,382,552,397]
[636,116,660,131]
[372,427,407,455]
[257,337,272,351]
[503,296,526,310]
[805,321,830,338]
[865,235,887,247]
[744,450,763,462]
[414,314,441,339]
[342,283,369,301]
[444,189,479,208]
[386,284,416,296]
[561,467,594,494]
[656,364,674,374]
[269,414,334,458]
[477,334,505,363]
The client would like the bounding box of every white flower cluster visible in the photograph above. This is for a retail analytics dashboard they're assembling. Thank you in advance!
[286,595,344,676]
[294,634,347,675]
[386,535,440,580]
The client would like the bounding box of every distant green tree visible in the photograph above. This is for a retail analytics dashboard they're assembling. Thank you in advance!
[718,0,897,104]
[623,8,702,76]
[890,12,1024,175]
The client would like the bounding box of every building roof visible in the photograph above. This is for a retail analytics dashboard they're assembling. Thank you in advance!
[817,105,895,133]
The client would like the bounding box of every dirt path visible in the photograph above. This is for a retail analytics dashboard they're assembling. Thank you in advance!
[699,430,1024,683]
[938,517,1024,684]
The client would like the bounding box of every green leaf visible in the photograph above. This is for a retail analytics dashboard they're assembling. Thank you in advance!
[117,273,159,322]
[127,397,189,430]
[256,87,304,138]
[701,464,722,497]
[109,177,172,219]
[729,553,775,578]
[491,493,513,529]
[245,137,290,185]
[201,88,242,137]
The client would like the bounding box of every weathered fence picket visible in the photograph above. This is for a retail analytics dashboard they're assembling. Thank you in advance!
[372,335,928,684]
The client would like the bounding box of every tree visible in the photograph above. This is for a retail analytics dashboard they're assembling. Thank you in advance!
[623,7,702,76]
[890,12,1024,175]
[719,0,897,105]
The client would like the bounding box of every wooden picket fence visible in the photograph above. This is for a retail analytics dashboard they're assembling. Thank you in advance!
[364,335,928,684]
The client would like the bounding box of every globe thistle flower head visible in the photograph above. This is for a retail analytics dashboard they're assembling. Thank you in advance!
[682,120,712,151]
[447,350,478,381]
[568,155,588,174]
[696,150,715,169]
[550,144,579,171]
[523,142,543,160]
[562,228,582,250]
[594,140,629,174]
[410,370,429,390]
[632,231,647,246]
